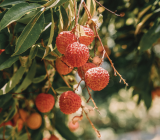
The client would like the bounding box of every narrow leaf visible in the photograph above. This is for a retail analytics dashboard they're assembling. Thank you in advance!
[44,0,69,9]
[0,66,26,95]
[13,9,45,55]
[0,0,26,7]
[33,75,47,83]
[60,6,69,31]
[55,87,73,94]
[15,60,36,93]
[0,56,19,70]
[0,3,40,31]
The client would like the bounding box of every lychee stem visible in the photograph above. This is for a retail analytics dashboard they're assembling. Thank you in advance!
[3,123,5,140]
[82,1,128,86]
[43,60,57,95]
[86,85,101,114]
[73,79,83,92]
[81,106,101,138]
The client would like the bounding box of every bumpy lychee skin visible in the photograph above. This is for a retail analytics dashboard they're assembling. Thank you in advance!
[68,121,79,132]
[35,93,55,113]
[85,67,110,91]
[26,113,42,130]
[56,31,77,54]
[77,63,96,78]
[56,56,73,75]
[49,135,59,140]
[65,42,89,67]
[59,91,81,114]
[79,26,94,46]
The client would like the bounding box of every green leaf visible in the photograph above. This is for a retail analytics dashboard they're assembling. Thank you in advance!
[60,6,69,31]
[15,60,36,93]
[0,66,26,95]
[36,47,57,60]
[17,133,28,140]
[0,94,12,108]
[13,9,45,55]
[0,56,19,70]
[139,19,160,52]
[29,45,38,60]
[55,87,73,94]
[0,0,26,7]
[0,3,41,31]
[42,8,54,59]
[44,0,69,9]
[79,0,96,25]
[33,75,47,83]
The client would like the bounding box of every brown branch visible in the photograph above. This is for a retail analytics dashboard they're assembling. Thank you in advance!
[82,106,101,138]
[74,0,77,26]
[82,1,128,86]
[3,123,5,140]
[94,0,125,17]
[43,60,51,93]
[86,85,101,114]
[73,79,83,92]
[24,124,30,140]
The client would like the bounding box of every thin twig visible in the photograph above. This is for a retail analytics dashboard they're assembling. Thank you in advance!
[94,0,125,17]
[43,60,51,92]
[24,124,30,140]
[3,123,5,140]
[82,1,128,86]
[86,85,101,114]
[60,74,71,88]
[82,106,101,138]
[76,0,84,26]
[74,0,77,26]
[73,79,83,92]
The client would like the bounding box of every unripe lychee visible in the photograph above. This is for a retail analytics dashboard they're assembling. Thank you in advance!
[56,31,77,54]
[65,42,89,67]
[92,56,102,66]
[77,63,96,78]
[35,93,55,113]
[56,56,73,75]
[85,67,110,91]
[68,121,79,132]
[79,26,94,46]
[19,109,29,122]
[59,91,81,114]
[49,135,59,140]
[26,113,42,129]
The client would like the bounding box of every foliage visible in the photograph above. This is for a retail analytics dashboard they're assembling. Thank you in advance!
[0,0,160,140]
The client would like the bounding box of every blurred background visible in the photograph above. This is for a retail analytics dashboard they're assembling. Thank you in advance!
[65,0,160,140]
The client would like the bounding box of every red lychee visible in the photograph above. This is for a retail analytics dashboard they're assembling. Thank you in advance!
[65,42,89,67]
[68,121,79,132]
[151,87,160,100]
[79,26,94,46]
[59,91,81,114]
[56,56,73,75]
[35,93,55,113]
[0,121,13,127]
[49,135,59,140]
[17,119,23,132]
[26,113,42,129]
[85,67,110,91]
[56,31,77,54]
[77,63,96,78]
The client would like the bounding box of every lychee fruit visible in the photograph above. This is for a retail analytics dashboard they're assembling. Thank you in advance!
[17,119,23,132]
[35,93,55,113]
[79,26,94,46]
[68,121,79,132]
[26,113,42,129]
[49,135,59,140]
[85,67,110,91]
[56,31,77,54]
[92,56,102,66]
[19,109,29,122]
[151,87,160,100]
[0,121,13,127]
[65,42,89,67]
[56,56,73,75]
[77,63,96,78]
[59,91,81,114]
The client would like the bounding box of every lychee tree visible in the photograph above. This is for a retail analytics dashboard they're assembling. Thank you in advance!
[0,0,160,140]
